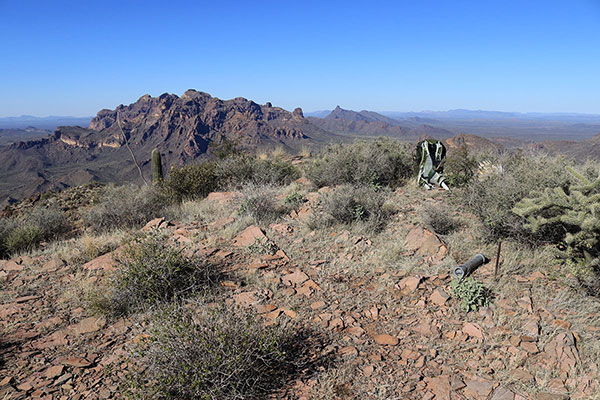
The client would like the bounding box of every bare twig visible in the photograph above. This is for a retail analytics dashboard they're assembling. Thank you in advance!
[116,111,148,186]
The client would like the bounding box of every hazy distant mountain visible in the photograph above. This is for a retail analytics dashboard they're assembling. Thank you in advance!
[304,110,331,118]
[0,90,340,204]
[0,115,92,130]
[307,106,454,139]
[382,109,600,123]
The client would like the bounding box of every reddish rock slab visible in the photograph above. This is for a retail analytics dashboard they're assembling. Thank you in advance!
[44,365,64,379]
[430,288,450,306]
[536,394,568,400]
[232,225,267,247]
[283,269,309,286]
[424,375,451,400]
[463,378,493,399]
[463,322,484,339]
[206,191,240,203]
[374,334,399,345]
[68,317,106,335]
[397,276,421,292]
[543,332,580,374]
[1,260,23,272]
[59,357,92,368]
[491,386,516,400]
[82,252,117,271]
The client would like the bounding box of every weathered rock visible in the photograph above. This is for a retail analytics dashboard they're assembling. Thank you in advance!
[232,225,267,247]
[374,334,398,345]
[82,252,117,271]
[463,322,484,339]
[543,332,580,374]
[68,317,106,335]
[491,386,516,400]
[398,276,421,292]
[424,375,451,400]
[430,288,450,306]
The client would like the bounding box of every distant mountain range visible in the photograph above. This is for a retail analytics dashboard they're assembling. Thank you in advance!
[1,91,600,205]
[0,115,92,130]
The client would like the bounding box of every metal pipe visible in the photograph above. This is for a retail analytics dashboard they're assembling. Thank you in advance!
[453,254,487,279]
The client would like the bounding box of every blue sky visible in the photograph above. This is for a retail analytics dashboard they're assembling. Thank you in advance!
[1,0,599,116]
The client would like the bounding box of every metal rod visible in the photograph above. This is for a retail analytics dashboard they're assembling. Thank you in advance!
[494,241,502,279]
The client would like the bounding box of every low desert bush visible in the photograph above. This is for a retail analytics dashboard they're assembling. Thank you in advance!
[164,161,221,202]
[238,185,286,225]
[444,145,478,187]
[459,152,572,243]
[164,155,300,202]
[83,184,170,232]
[217,155,300,188]
[450,277,490,312]
[88,231,217,317]
[0,206,69,258]
[306,139,413,188]
[420,204,459,235]
[311,184,392,233]
[126,303,300,400]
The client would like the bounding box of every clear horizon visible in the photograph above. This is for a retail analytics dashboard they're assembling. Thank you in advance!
[1,0,599,116]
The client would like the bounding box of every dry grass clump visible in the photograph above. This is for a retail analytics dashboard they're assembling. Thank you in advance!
[306,139,413,189]
[458,152,572,243]
[87,231,218,317]
[126,302,308,400]
[310,185,392,233]
[419,203,460,235]
[0,206,70,258]
[83,184,170,232]
[238,185,287,225]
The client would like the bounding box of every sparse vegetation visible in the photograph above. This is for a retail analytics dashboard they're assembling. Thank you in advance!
[0,206,70,257]
[87,231,217,317]
[247,237,279,255]
[83,184,170,232]
[165,155,299,202]
[311,184,392,233]
[238,185,286,225]
[420,203,459,235]
[306,139,413,188]
[459,153,572,243]
[450,277,490,312]
[126,303,299,400]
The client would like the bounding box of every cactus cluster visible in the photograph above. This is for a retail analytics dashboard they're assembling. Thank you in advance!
[513,167,600,276]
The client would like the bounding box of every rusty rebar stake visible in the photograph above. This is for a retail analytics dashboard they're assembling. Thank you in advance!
[494,241,502,279]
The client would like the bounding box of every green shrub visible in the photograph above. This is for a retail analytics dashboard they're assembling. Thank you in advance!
[420,204,459,235]
[88,231,217,317]
[445,145,478,187]
[0,206,69,257]
[247,237,279,255]
[164,155,299,202]
[311,184,392,233]
[284,192,305,210]
[217,155,300,187]
[306,139,413,188]
[126,303,298,400]
[164,161,221,202]
[514,167,600,294]
[450,277,490,312]
[83,184,170,232]
[459,153,572,243]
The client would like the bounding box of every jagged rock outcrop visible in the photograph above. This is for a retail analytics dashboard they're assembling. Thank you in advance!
[0,90,335,204]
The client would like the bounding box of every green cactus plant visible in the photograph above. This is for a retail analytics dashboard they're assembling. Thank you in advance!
[151,148,163,184]
[513,167,600,278]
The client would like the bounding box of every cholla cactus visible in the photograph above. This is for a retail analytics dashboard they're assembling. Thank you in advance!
[477,160,504,181]
[513,167,600,275]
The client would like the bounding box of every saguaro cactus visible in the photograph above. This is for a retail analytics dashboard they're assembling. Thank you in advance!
[151,148,163,184]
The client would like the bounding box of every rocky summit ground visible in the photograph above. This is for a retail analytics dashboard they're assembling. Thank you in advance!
[1,183,599,399]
